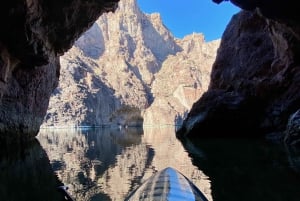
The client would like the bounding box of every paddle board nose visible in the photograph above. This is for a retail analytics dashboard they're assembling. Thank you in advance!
[125,167,208,201]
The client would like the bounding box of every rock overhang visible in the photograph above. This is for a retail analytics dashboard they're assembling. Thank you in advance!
[0,0,120,142]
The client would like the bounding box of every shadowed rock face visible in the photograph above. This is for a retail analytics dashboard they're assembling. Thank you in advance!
[177,1,300,139]
[0,0,119,142]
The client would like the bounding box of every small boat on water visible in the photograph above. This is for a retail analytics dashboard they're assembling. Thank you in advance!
[124,167,208,201]
[59,167,208,201]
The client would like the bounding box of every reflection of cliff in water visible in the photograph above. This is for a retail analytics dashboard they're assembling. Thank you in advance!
[98,127,211,200]
[37,127,143,201]
[180,138,300,201]
[0,140,66,201]
[37,127,212,201]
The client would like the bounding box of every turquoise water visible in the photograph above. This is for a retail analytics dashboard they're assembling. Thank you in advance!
[1,127,300,201]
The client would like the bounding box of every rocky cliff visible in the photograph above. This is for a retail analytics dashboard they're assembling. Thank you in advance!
[42,0,219,128]
[177,0,300,144]
[143,35,219,126]
[5,0,298,144]
[0,0,119,142]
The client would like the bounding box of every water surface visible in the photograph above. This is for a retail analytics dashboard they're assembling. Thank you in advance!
[181,137,300,201]
[37,127,211,201]
[1,127,300,201]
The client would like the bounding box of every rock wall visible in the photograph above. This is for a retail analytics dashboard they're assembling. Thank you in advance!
[6,0,298,143]
[42,0,219,128]
[0,0,119,142]
[177,1,300,141]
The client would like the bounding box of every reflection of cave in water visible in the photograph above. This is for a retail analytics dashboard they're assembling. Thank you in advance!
[181,138,300,201]
[0,140,66,201]
[37,126,212,201]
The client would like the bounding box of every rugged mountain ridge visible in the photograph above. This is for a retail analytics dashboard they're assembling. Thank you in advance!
[42,0,220,128]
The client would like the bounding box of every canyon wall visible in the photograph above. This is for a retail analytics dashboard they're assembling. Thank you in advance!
[3,0,299,143]
[42,0,219,128]
[143,35,219,126]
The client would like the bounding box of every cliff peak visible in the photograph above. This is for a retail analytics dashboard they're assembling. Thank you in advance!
[42,0,219,128]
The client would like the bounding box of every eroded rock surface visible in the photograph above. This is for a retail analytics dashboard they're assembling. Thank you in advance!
[177,1,300,140]
[143,35,219,126]
[0,0,119,142]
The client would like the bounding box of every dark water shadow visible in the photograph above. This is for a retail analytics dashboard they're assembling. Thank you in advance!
[180,137,300,201]
[0,139,67,201]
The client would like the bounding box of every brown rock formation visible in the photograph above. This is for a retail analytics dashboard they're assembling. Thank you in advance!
[0,0,119,142]
[177,1,300,140]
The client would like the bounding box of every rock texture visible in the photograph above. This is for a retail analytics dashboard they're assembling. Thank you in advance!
[177,1,300,141]
[143,35,219,126]
[284,109,300,145]
[0,0,119,142]
[42,0,219,128]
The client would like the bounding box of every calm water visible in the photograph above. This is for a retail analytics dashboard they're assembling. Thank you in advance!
[1,127,300,201]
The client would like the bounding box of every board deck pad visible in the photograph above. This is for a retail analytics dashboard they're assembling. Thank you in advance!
[125,167,208,201]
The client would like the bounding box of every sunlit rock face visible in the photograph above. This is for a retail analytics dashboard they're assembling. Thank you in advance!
[42,0,219,128]
[178,1,300,139]
[0,0,119,141]
[144,35,219,126]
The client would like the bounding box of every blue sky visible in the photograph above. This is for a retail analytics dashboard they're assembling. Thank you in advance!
[137,0,240,41]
